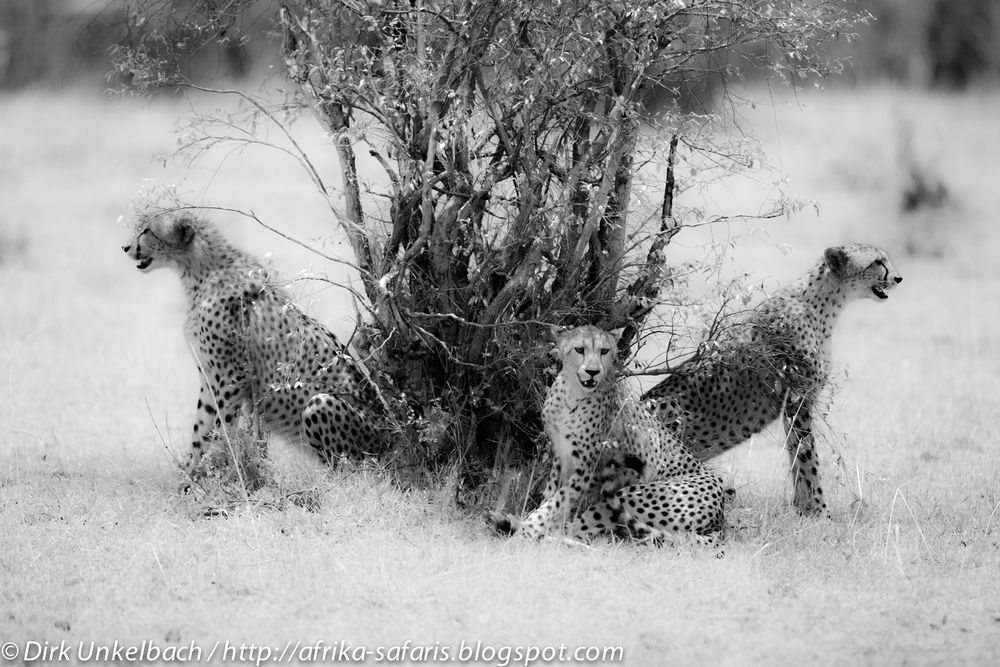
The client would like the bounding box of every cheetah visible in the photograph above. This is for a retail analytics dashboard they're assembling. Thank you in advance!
[643,244,903,515]
[122,212,384,476]
[490,325,726,545]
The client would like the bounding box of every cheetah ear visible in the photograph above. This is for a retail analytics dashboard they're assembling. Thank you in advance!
[824,246,849,277]
[175,217,197,246]
[547,325,565,342]
[609,327,626,343]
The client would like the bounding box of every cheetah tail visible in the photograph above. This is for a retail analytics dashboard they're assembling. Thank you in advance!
[487,510,520,536]
[598,458,668,545]
[599,452,645,499]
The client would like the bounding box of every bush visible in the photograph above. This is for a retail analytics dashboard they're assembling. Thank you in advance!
[113,0,866,498]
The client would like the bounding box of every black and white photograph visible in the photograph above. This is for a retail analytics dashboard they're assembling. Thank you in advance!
[2,0,998,664]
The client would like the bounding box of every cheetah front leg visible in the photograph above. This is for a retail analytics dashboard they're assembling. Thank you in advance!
[488,462,595,539]
[184,379,244,480]
[540,456,562,499]
[487,456,564,536]
[782,399,828,515]
[492,437,611,540]
[515,467,596,539]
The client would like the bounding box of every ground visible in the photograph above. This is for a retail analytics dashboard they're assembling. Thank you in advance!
[2,84,1000,665]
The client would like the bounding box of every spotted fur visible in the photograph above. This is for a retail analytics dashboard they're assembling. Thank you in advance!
[643,244,903,514]
[584,456,728,547]
[122,213,383,475]
[490,325,726,545]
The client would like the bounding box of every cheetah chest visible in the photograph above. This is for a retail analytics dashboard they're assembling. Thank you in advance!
[543,382,615,484]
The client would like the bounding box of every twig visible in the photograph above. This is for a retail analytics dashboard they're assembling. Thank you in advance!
[619,133,681,330]
[153,204,372,297]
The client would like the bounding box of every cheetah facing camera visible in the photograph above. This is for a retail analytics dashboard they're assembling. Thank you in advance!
[490,325,727,546]
[643,243,903,515]
[122,213,384,477]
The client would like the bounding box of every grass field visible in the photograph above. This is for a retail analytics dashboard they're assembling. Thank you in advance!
[2,84,1000,666]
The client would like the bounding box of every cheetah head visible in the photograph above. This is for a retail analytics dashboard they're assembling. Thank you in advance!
[824,244,903,302]
[121,214,201,273]
[550,325,624,392]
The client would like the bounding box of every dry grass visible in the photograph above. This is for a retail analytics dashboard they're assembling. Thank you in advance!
[2,85,1000,665]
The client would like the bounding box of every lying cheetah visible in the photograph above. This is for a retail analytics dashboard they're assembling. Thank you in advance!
[643,244,903,514]
[491,326,726,545]
[122,212,384,475]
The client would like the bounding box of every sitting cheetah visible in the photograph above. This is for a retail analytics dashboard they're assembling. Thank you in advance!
[491,325,726,545]
[122,212,384,475]
[643,244,903,514]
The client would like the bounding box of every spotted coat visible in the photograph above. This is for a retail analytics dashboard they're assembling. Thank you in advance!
[123,213,383,474]
[491,326,726,545]
[643,244,903,514]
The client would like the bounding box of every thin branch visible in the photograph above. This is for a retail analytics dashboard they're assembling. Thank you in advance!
[156,204,371,301]
[176,83,332,204]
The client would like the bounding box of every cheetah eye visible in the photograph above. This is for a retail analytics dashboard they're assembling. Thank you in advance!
[574,346,585,355]
[599,348,610,355]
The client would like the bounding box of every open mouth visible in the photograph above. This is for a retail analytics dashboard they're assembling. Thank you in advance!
[136,257,153,270]
[580,379,597,389]
[871,285,888,300]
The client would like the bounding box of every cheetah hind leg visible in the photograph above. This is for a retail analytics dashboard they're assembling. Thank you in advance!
[302,393,380,465]
[605,474,727,553]
[573,494,706,547]
[570,499,622,541]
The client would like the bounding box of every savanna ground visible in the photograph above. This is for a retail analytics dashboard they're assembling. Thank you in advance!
[2,83,1000,666]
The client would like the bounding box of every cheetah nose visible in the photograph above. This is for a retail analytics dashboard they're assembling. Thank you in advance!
[894,276,902,283]
[585,368,600,378]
